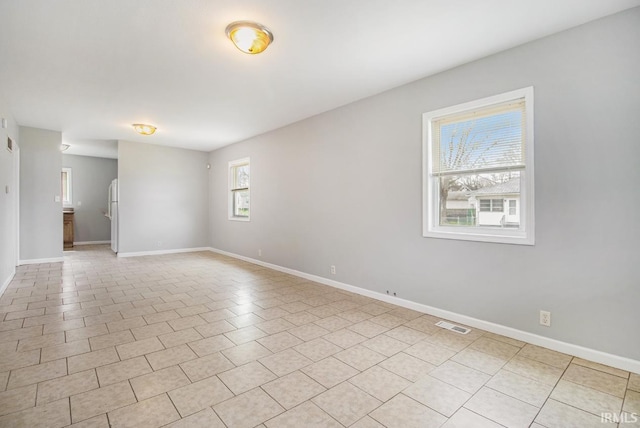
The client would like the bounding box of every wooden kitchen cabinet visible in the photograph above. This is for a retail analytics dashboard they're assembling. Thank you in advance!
[63,211,74,249]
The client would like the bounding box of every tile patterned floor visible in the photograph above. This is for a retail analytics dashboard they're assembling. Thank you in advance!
[0,245,638,427]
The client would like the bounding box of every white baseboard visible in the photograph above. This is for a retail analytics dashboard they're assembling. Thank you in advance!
[117,247,211,258]
[74,241,110,246]
[0,268,16,296]
[18,257,64,266]
[209,247,640,374]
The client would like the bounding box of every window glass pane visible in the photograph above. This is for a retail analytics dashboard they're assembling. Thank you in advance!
[61,168,72,204]
[435,107,524,174]
[438,171,520,227]
[233,164,250,189]
[233,189,250,217]
[61,171,68,201]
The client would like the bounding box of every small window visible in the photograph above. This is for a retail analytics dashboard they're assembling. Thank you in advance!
[423,87,535,245]
[61,168,72,207]
[228,158,250,221]
[479,199,504,212]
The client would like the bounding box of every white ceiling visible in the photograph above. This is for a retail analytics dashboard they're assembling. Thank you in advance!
[1,0,638,158]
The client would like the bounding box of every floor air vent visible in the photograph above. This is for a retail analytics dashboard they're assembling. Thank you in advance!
[435,321,471,335]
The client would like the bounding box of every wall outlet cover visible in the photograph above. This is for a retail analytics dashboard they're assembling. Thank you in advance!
[540,310,551,327]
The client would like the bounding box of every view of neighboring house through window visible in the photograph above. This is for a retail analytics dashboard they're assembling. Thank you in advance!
[423,87,534,245]
[61,167,72,207]
[228,158,250,220]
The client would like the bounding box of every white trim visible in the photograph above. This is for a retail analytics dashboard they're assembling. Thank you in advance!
[13,141,20,267]
[422,87,535,246]
[117,247,211,258]
[18,257,65,265]
[209,246,640,374]
[0,268,16,296]
[73,241,111,246]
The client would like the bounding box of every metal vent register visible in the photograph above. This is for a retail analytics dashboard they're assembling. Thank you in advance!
[435,320,471,334]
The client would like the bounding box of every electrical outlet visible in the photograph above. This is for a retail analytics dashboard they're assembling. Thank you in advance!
[258,249,262,257]
[330,265,336,275]
[539,310,551,327]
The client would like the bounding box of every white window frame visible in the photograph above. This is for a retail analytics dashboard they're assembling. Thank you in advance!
[422,87,535,245]
[62,167,73,207]
[228,157,250,221]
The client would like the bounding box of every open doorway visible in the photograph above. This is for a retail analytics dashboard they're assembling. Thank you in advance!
[61,140,117,251]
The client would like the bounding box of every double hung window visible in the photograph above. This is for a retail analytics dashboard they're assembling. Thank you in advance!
[423,87,534,245]
[228,158,250,221]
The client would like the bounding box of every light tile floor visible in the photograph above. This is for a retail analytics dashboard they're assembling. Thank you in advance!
[0,245,638,427]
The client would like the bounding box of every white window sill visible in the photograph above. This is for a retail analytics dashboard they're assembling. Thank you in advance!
[424,227,534,246]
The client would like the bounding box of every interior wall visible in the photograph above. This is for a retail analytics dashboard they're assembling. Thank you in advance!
[209,8,640,360]
[0,102,18,291]
[118,140,209,254]
[62,154,117,243]
[19,126,63,262]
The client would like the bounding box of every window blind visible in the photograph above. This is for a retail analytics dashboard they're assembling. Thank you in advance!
[431,99,526,176]
[231,164,250,190]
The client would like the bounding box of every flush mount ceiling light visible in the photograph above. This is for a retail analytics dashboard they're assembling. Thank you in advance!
[132,123,157,135]
[225,21,273,54]
[60,144,70,152]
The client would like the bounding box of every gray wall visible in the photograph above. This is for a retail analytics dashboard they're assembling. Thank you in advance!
[0,102,19,290]
[62,154,117,243]
[118,140,209,254]
[209,8,640,360]
[19,126,63,261]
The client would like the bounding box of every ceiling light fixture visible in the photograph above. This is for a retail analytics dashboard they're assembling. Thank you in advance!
[60,144,70,151]
[133,123,157,135]
[225,21,273,54]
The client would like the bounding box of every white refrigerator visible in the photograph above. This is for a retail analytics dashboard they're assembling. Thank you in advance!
[107,179,118,253]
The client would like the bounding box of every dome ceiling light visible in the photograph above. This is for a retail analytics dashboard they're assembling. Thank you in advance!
[225,21,273,54]
[133,123,157,135]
